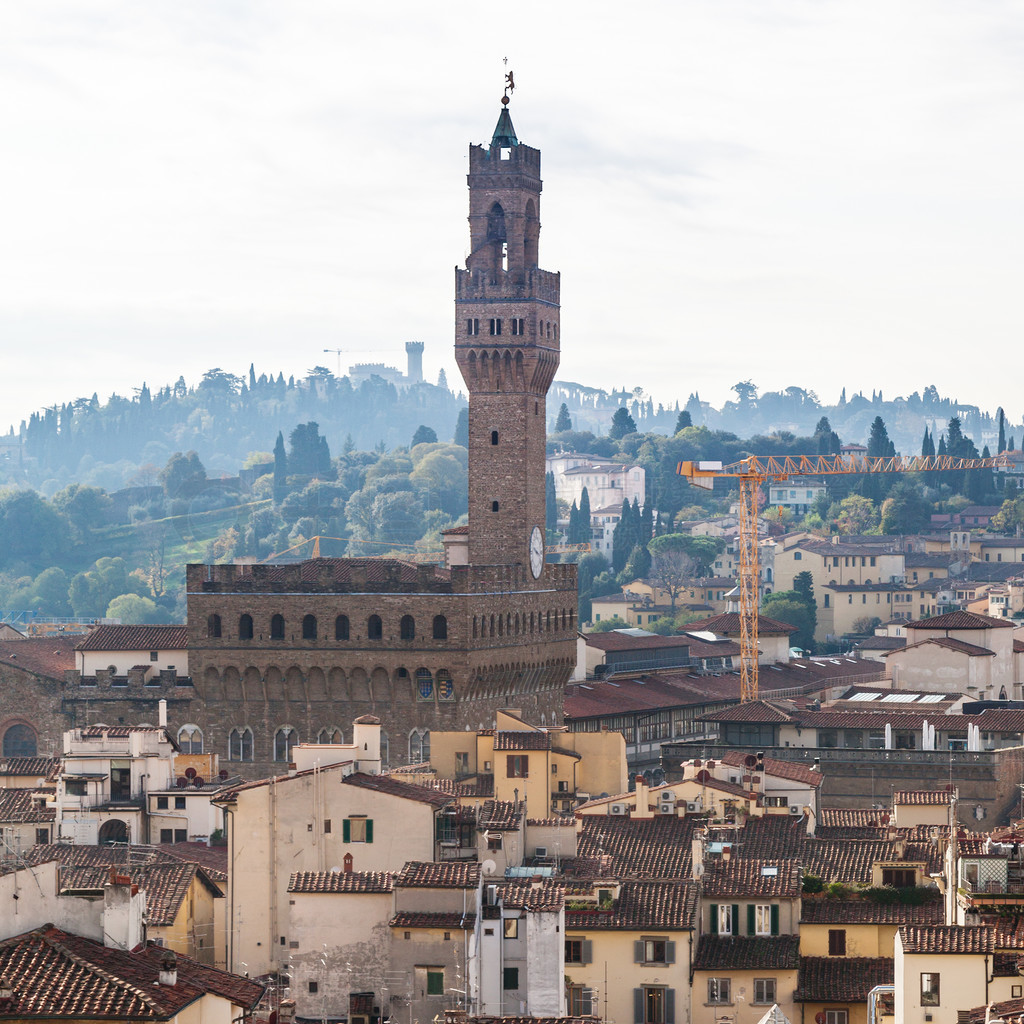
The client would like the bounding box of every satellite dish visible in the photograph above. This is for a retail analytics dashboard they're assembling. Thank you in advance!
[218,769,228,780]
[184,767,197,779]
[744,754,757,768]
[176,777,188,788]
[193,776,205,788]
[482,859,497,876]
[696,770,711,784]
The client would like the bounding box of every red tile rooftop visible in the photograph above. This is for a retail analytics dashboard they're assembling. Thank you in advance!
[74,624,188,651]
[0,636,77,678]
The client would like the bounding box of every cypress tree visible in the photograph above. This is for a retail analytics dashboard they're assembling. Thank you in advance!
[998,409,1007,453]
[273,431,287,503]
[579,487,592,543]
[546,472,557,533]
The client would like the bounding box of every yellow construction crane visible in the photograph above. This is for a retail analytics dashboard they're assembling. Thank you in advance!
[677,452,1010,702]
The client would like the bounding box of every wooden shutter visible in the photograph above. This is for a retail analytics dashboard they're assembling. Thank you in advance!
[582,939,593,964]
[747,904,756,936]
[365,819,374,843]
[634,988,644,1024]
[732,905,740,935]
[665,941,675,964]
[710,904,718,934]
[771,903,780,936]
[665,988,676,1024]
[634,940,645,963]
[342,818,351,843]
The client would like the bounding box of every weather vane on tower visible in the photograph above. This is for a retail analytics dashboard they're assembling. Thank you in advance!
[502,56,515,105]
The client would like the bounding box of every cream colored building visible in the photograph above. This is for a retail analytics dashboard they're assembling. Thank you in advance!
[894,926,992,1024]
[214,720,449,977]
[74,623,188,678]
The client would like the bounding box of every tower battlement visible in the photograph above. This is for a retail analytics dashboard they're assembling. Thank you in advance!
[468,141,542,177]
[455,266,560,305]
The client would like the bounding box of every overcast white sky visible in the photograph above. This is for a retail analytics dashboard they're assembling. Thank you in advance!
[2,1,1022,431]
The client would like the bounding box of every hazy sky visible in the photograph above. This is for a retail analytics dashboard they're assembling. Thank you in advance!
[2,1,1023,432]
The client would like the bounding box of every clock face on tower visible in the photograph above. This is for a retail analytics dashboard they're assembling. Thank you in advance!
[529,526,544,579]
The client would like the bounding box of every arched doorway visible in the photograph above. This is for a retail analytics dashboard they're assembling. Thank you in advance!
[99,819,129,846]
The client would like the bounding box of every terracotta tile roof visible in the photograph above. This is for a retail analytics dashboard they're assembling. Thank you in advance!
[700,700,796,724]
[807,839,940,885]
[0,788,54,824]
[479,800,522,831]
[75,624,188,651]
[395,861,481,889]
[441,525,470,535]
[886,636,995,658]
[958,997,1024,1024]
[0,637,77,679]
[426,775,495,798]
[895,789,953,805]
[0,926,263,1017]
[289,870,393,894]
[900,925,995,954]
[908,610,1013,630]
[565,881,698,930]
[390,911,476,929]
[498,880,565,912]
[526,816,575,827]
[575,815,697,880]
[702,858,802,898]
[79,725,172,740]
[0,756,60,780]
[157,842,228,881]
[580,631,692,653]
[58,861,222,926]
[795,956,894,1002]
[800,897,943,925]
[693,934,800,971]
[819,807,885,829]
[684,613,798,635]
[342,772,453,807]
[495,731,552,750]
[717,750,825,789]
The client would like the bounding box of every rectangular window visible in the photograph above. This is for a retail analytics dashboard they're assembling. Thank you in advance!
[149,650,159,661]
[506,754,529,778]
[754,904,772,936]
[175,796,186,809]
[503,967,519,990]
[825,1012,848,1024]
[503,918,519,939]
[921,973,940,1006]
[427,970,444,996]
[828,929,846,956]
[511,317,525,335]
[156,796,168,809]
[160,828,173,844]
[754,979,776,1005]
[36,827,49,845]
[489,318,502,336]
[344,817,373,843]
[568,985,593,1016]
[882,867,916,887]
[708,978,731,1004]
[309,981,319,993]
[455,752,469,773]
[324,819,331,834]
[467,318,479,336]
[640,938,670,964]
[174,828,187,842]
[716,904,733,936]
[566,938,591,964]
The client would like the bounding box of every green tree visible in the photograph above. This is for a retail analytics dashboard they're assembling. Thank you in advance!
[52,484,112,540]
[620,543,652,583]
[28,567,72,616]
[159,451,207,498]
[410,447,468,517]
[829,494,879,535]
[814,417,841,456]
[273,431,288,503]
[761,592,814,651]
[288,423,332,478]
[609,407,637,440]
[69,557,143,617]
[411,425,438,447]
[998,409,1007,454]
[454,407,469,447]
[0,489,70,568]
[674,410,692,433]
[880,480,932,534]
[578,487,592,543]
[106,593,162,624]
[611,500,638,573]
[546,472,557,534]
[991,497,1024,535]
[792,571,818,640]
[555,403,573,432]
[590,615,630,633]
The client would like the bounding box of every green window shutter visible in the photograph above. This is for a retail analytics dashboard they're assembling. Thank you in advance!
[747,904,756,936]
[634,940,644,962]
[582,939,593,964]
[771,904,780,936]
[710,904,718,934]
[366,819,374,843]
[342,818,351,843]
[633,988,644,1024]
[732,904,739,934]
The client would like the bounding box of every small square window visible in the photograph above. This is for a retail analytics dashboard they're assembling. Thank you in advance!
[309,981,318,993]
[175,796,186,809]
[503,918,518,939]
[149,651,159,661]
[156,796,168,809]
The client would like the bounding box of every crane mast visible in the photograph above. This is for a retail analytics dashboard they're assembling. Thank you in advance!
[677,452,1011,702]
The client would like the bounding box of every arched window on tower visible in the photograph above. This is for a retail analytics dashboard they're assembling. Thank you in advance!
[302,614,317,640]
[400,615,415,641]
[239,614,253,640]
[433,615,448,640]
[228,727,253,761]
[207,614,221,638]
[335,615,350,640]
[274,726,299,762]
[318,727,343,744]
[270,614,285,640]
[368,615,383,640]
[2,723,37,758]
[177,724,203,754]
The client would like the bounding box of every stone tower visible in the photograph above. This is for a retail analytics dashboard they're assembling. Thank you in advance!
[405,341,424,383]
[454,95,560,572]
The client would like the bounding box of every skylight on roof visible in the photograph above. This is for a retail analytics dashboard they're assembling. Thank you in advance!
[848,692,882,702]
[882,693,916,702]
[918,694,946,703]
[761,866,778,876]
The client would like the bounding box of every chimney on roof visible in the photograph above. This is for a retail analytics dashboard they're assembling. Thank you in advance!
[158,699,167,728]
[158,951,178,987]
